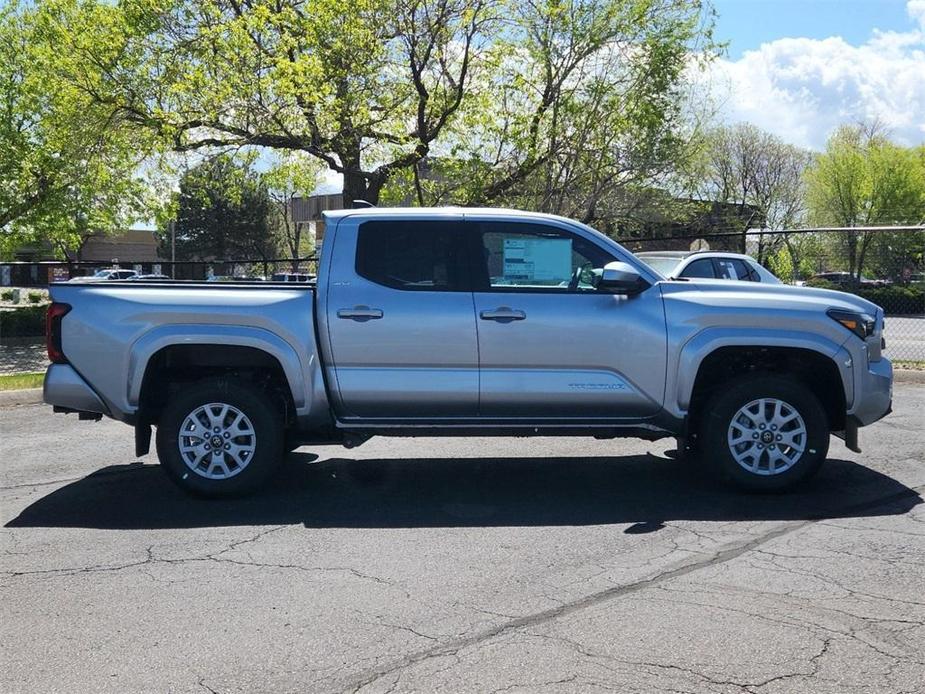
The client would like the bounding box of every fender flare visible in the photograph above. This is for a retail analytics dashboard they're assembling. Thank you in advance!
[673,327,853,413]
[127,324,307,410]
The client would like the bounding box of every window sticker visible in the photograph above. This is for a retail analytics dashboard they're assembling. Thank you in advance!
[502,237,572,283]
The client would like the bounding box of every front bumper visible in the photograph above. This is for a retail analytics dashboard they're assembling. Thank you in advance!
[850,357,893,427]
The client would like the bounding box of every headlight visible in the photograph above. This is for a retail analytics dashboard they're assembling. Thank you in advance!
[827,309,876,339]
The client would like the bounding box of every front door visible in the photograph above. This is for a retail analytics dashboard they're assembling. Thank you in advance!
[469,220,667,419]
[325,217,478,419]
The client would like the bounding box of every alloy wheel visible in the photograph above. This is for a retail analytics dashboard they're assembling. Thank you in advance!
[178,402,257,479]
[726,397,807,476]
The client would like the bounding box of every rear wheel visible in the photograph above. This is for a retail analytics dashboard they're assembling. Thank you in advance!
[155,378,284,497]
[699,375,829,492]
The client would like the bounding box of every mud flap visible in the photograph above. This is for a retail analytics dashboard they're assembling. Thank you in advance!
[833,417,860,453]
[135,423,152,457]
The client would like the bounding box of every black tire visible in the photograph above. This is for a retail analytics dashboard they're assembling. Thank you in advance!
[155,378,284,497]
[699,375,829,492]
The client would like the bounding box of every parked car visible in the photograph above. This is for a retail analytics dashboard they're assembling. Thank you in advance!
[44,207,892,497]
[810,272,890,288]
[636,251,780,283]
[271,272,315,283]
[130,273,171,281]
[69,268,138,282]
[207,275,265,282]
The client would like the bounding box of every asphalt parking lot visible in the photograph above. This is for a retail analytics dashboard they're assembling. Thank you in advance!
[2,384,924,694]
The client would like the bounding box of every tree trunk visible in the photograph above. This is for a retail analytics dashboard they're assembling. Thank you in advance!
[846,231,859,283]
[856,231,874,283]
[784,237,801,282]
[342,170,371,207]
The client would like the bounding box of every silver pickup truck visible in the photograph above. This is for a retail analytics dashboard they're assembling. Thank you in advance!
[43,207,893,496]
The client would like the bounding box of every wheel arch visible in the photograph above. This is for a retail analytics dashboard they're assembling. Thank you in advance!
[684,343,849,436]
[131,326,306,423]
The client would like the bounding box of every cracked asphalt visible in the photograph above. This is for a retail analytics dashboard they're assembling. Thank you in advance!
[2,384,925,694]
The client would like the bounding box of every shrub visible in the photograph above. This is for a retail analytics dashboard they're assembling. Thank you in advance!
[28,291,44,304]
[804,278,838,290]
[856,285,924,316]
[0,305,47,337]
[0,289,12,301]
[801,279,924,315]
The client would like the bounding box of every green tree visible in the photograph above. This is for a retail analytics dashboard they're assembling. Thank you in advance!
[387,0,718,219]
[40,0,715,209]
[0,1,152,259]
[684,123,813,263]
[805,124,925,281]
[163,156,278,268]
[263,154,323,270]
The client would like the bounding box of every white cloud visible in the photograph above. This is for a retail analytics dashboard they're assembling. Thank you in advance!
[696,1,925,149]
[909,0,925,29]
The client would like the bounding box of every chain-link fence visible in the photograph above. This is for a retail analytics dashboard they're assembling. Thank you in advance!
[0,258,320,285]
[2,225,922,362]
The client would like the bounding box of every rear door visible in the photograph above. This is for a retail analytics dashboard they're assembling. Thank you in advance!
[468,219,667,419]
[324,216,478,419]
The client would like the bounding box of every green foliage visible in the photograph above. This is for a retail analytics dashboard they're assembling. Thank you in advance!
[805,124,925,280]
[0,304,46,336]
[161,156,279,262]
[391,0,720,220]
[803,278,924,316]
[27,291,44,304]
[34,0,716,213]
[263,153,322,266]
[856,285,924,316]
[0,1,154,259]
[803,277,838,290]
[0,289,12,301]
[0,372,45,391]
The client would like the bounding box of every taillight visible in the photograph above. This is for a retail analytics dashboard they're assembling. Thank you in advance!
[46,302,71,364]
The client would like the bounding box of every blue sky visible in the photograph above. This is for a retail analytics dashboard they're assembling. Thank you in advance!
[714,0,914,58]
[698,0,925,149]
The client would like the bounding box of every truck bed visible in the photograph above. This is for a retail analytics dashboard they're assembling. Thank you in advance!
[47,280,319,421]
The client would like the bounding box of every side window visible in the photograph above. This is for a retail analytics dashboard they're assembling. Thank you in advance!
[356,220,467,291]
[714,258,738,280]
[680,258,715,279]
[732,259,760,282]
[475,222,616,292]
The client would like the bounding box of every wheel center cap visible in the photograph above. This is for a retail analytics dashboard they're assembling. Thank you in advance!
[761,431,774,443]
[211,435,224,447]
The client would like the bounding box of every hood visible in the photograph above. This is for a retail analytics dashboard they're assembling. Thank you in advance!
[658,278,880,317]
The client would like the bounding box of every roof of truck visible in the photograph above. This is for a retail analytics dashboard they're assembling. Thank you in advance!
[322,206,563,221]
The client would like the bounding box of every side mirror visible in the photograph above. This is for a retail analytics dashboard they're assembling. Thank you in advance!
[598,261,643,294]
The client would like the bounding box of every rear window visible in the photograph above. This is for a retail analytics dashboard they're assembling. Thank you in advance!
[355,221,467,291]
[679,258,715,279]
[639,256,681,276]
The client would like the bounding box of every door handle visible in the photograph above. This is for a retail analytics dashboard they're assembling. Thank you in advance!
[337,306,384,321]
[480,307,526,323]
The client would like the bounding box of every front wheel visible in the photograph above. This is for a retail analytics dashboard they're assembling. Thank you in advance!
[155,378,284,497]
[699,375,829,492]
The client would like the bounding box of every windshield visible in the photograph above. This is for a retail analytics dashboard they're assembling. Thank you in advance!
[93,270,111,277]
[637,256,681,277]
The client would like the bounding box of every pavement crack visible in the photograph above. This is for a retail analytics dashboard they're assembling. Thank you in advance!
[0,476,85,491]
[198,678,222,694]
[339,483,925,693]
